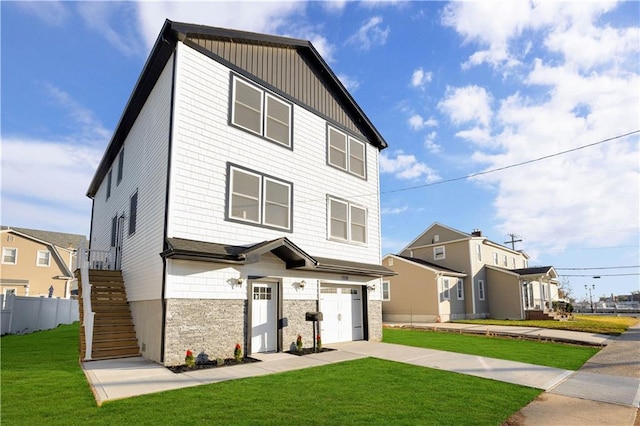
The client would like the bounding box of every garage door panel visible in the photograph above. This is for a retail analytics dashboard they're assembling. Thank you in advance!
[320,285,363,344]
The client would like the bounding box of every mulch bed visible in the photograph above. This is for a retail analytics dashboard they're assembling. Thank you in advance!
[286,347,336,356]
[167,357,261,373]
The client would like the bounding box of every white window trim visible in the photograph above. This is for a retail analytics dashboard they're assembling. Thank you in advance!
[327,125,367,179]
[36,250,51,267]
[478,279,485,301]
[231,75,292,148]
[503,254,508,267]
[476,244,482,262]
[2,247,17,265]
[227,165,293,232]
[493,252,499,265]
[442,278,450,301]
[457,278,464,300]
[328,196,368,245]
[433,246,445,260]
[382,281,391,301]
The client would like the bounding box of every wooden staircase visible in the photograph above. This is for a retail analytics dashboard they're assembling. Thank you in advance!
[78,269,140,360]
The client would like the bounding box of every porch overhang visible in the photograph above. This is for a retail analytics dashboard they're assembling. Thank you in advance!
[161,237,394,277]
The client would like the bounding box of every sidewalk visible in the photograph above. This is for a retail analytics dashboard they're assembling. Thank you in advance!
[82,324,639,424]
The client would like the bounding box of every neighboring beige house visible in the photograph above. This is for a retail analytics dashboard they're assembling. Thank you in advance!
[382,223,560,321]
[0,227,86,299]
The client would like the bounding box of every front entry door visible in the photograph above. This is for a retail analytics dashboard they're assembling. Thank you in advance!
[251,282,277,353]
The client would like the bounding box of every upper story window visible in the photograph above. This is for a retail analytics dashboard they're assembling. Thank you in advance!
[433,234,440,243]
[382,281,390,301]
[117,148,124,185]
[493,252,499,265]
[106,169,112,200]
[328,196,367,244]
[502,254,508,266]
[457,278,464,300]
[523,259,528,268]
[475,244,481,261]
[327,125,366,179]
[2,247,17,264]
[36,250,50,267]
[227,164,292,231]
[434,246,445,260]
[387,257,393,266]
[512,258,516,269]
[231,75,292,148]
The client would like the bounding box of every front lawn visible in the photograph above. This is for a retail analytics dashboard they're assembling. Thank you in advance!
[452,315,638,335]
[1,323,541,425]
[383,328,599,370]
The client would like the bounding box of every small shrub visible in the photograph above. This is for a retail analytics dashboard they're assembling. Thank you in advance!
[296,335,303,352]
[234,343,242,362]
[185,350,195,368]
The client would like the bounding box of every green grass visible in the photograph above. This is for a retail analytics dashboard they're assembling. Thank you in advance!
[383,328,599,370]
[1,323,542,425]
[452,315,638,335]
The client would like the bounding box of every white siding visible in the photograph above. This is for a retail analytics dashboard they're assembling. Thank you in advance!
[166,43,382,266]
[90,54,173,301]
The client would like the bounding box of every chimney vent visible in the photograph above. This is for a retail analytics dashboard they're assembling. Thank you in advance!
[471,229,482,237]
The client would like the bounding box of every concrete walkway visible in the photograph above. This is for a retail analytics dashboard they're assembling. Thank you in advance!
[82,325,639,425]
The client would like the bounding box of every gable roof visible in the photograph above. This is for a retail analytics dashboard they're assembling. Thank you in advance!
[486,265,558,280]
[162,237,394,277]
[0,226,86,251]
[87,20,388,198]
[399,222,471,253]
[383,254,466,277]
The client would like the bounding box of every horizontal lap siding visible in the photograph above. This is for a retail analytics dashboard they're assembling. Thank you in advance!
[90,55,173,301]
[168,43,381,265]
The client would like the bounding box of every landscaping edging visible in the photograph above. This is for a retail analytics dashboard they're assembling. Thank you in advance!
[167,357,261,373]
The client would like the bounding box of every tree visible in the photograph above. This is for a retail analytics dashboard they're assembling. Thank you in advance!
[558,277,573,301]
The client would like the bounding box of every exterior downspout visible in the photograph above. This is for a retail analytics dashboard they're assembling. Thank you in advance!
[519,279,525,320]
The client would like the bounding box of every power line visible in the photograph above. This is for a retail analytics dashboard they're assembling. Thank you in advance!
[556,266,639,270]
[382,129,640,195]
[558,273,640,277]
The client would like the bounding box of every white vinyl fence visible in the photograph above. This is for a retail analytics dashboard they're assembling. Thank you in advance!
[1,294,79,336]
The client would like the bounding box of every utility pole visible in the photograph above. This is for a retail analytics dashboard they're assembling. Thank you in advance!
[504,233,523,250]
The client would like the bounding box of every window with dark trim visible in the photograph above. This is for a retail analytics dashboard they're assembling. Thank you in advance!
[328,196,367,244]
[117,148,124,185]
[478,279,485,301]
[106,169,112,200]
[111,216,117,247]
[129,191,138,236]
[227,164,292,231]
[457,278,464,300]
[230,75,292,148]
[327,125,366,179]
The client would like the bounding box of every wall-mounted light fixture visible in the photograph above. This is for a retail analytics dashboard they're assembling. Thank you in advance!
[236,276,244,287]
[367,283,376,291]
[298,280,306,289]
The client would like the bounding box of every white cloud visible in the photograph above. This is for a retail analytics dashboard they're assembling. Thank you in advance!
[380,151,440,182]
[408,114,438,131]
[381,206,409,215]
[337,74,360,92]
[411,67,433,89]
[424,132,441,154]
[15,1,71,26]
[346,16,390,50]
[77,2,144,57]
[438,85,493,128]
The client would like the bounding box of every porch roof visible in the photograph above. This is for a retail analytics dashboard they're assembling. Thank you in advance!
[161,237,394,277]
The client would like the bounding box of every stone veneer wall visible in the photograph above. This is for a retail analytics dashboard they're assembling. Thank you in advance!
[283,300,318,352]
[368,300,383,341]
[164,298,246,366]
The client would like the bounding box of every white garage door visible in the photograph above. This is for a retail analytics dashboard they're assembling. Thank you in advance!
[320,284,363,344]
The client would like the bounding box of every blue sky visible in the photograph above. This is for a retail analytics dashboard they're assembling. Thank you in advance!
[2,1,639,300]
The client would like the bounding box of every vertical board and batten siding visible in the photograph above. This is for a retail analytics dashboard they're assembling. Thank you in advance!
[188,37,368,142]
[167,42,381,265]
[90,55,173,302]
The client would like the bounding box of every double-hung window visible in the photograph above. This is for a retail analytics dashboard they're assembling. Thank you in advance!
[457,278,464,300]
[327,125,366,179]
[231,76,292,148]
[36,250,50,267]
[442,278,450,300]
[434,246,445,260]
[382,281,390,301]
[2,247,17,264]
[478,280,485,300]
[493,252,499,265]
[228,165,292,231]
[328,197,367,244]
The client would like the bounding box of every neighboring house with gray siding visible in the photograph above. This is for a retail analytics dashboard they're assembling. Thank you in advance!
[383,223,559,321]
[85,21,393,366]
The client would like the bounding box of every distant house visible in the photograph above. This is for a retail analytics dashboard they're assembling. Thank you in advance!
[382,223,559,321]
[81,20,394,365]
[0,226,86,299]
